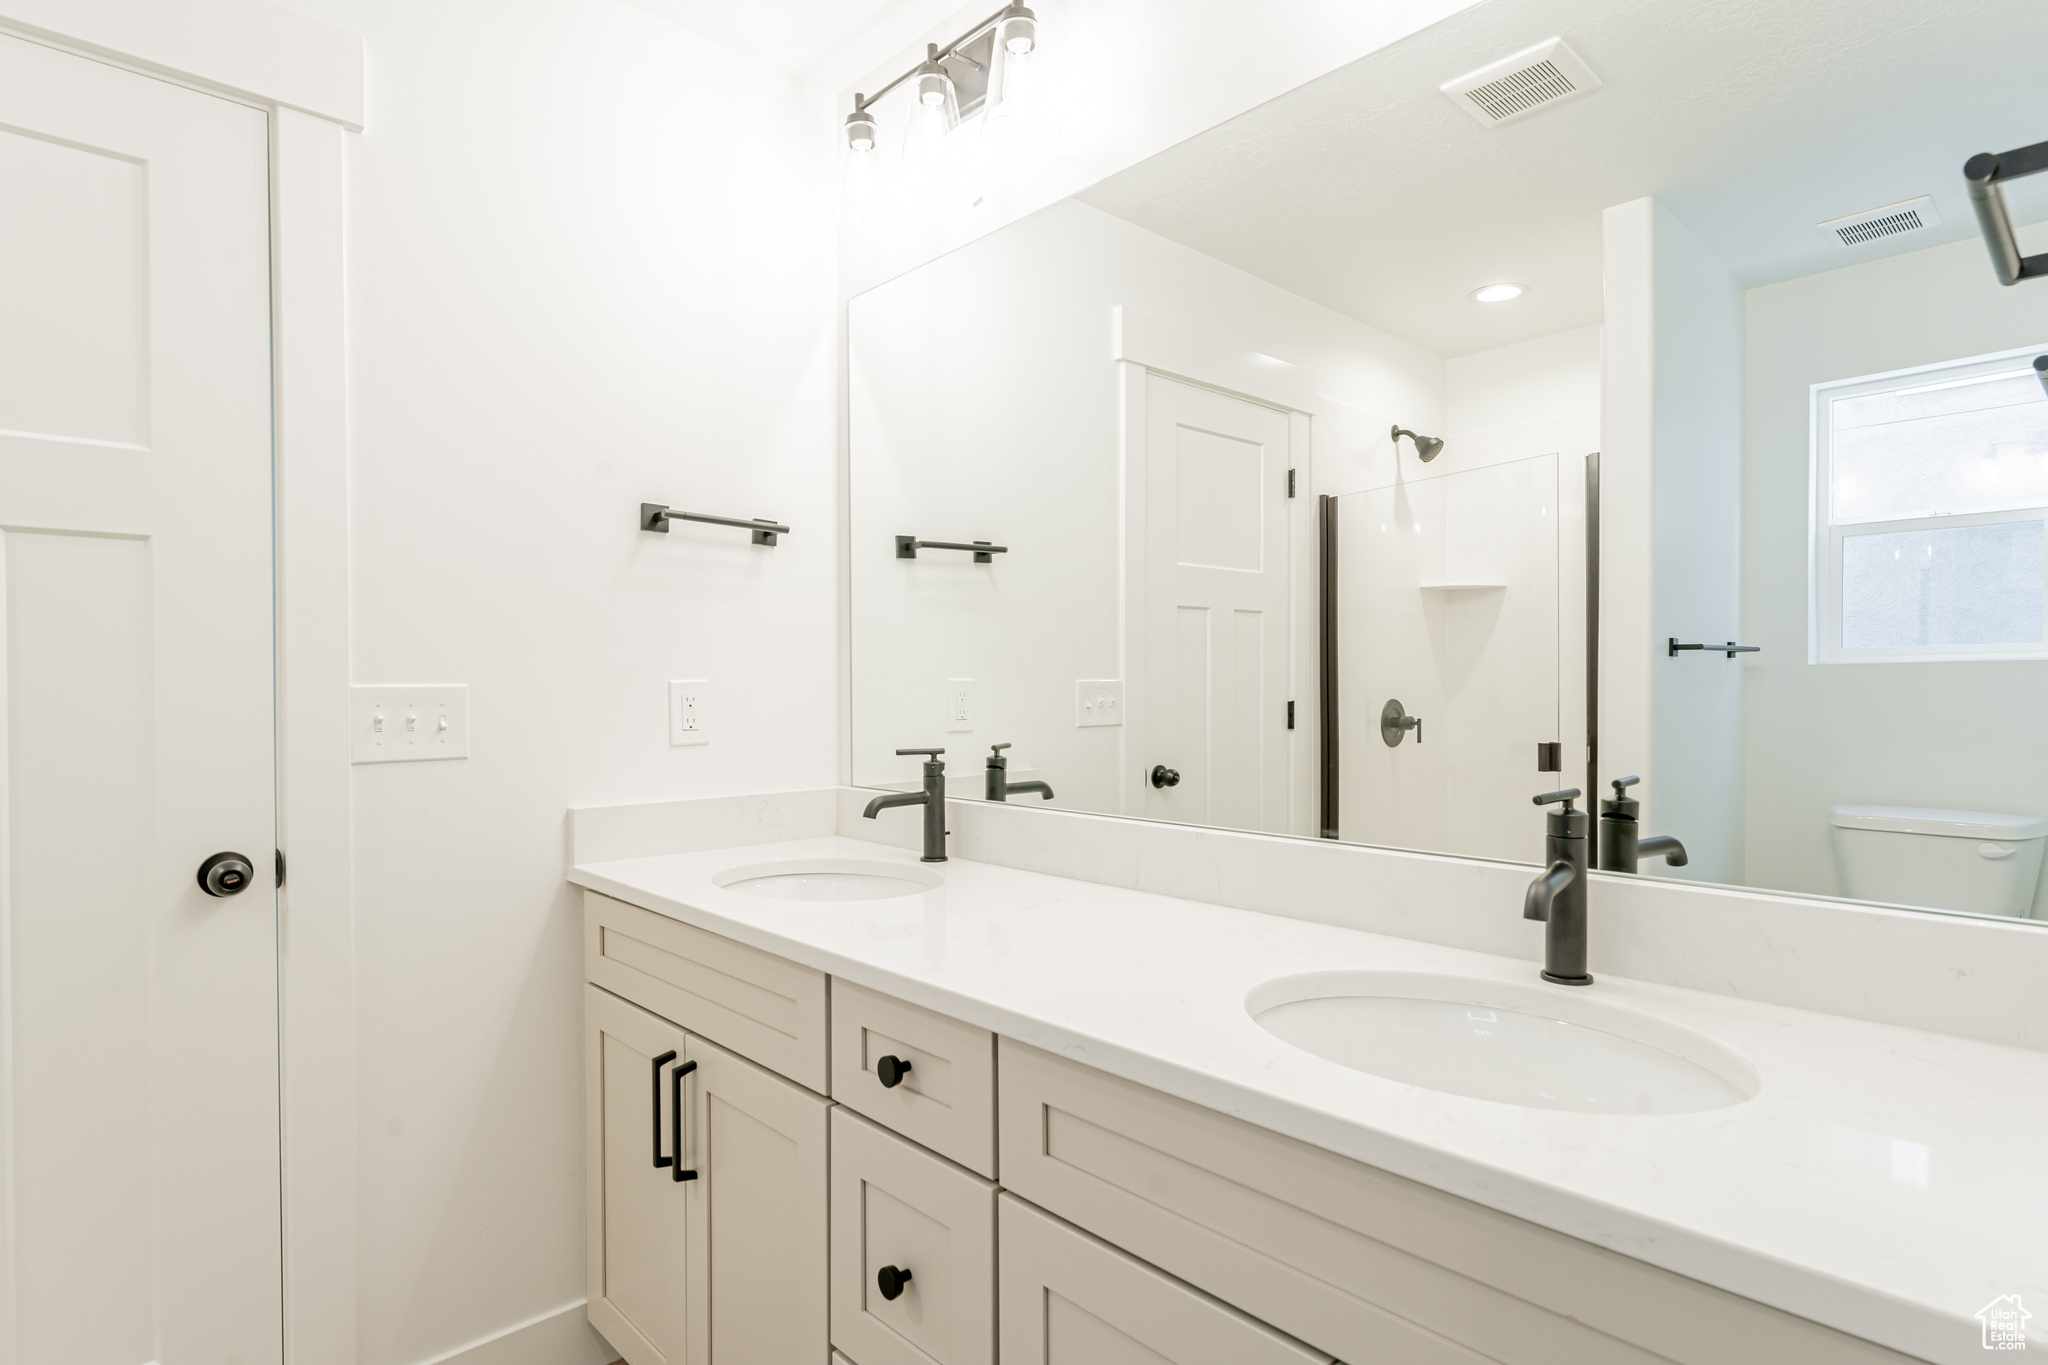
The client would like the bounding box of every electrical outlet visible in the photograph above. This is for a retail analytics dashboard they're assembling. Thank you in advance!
[669,680,709,746]
[1075,679,1124,727]
[944,678,974,732]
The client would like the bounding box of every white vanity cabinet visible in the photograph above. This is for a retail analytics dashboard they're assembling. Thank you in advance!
[583,890,1925,1365]
[582,895,831,1365]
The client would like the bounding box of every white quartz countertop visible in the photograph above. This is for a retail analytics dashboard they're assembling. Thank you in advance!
[571,836,2047,1364]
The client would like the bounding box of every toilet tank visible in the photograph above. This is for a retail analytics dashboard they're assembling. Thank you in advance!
[1829,805,2047,918]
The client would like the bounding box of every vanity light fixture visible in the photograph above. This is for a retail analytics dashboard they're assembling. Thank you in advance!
[1392,426,1445,462]
[1471,282,1524,303]
[843,3,1041,151]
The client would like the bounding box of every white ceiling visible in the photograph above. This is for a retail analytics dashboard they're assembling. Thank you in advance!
[619,0,966,89]
[1077,0,2048,358]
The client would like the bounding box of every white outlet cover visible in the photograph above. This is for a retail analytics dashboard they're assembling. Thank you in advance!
[352,685,470,763]
[669,679,709,746]
[944,678,974,733]
[1076,679,1124,727]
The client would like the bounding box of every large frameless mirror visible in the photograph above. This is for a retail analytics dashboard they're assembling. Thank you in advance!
[847,0,2048,925]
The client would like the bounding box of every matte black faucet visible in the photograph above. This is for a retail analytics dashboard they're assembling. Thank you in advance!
[1524,788,1592,985]
[984,743,1054,803]
[1595,776,1689,872]
[862,748,949,862]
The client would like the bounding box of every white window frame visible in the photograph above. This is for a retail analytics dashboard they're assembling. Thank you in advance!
[1810,343,2048,664]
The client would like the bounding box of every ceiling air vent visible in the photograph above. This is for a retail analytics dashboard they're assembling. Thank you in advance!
[1441,38,1601,128]
[1816,196,1942,248]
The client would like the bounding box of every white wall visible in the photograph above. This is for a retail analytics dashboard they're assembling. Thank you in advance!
[1744,232,2048,913]
[1601,199,1746,884]
[266,3,838,1362]
[848,197,1439,815]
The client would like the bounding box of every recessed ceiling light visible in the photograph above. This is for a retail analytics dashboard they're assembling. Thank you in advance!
[1471,283,1524,303]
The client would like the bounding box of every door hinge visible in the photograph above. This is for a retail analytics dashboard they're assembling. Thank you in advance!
[1287,700,1296,730]
[1287,468,1297,498]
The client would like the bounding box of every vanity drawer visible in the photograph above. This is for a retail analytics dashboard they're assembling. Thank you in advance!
[830,977,995,1176]
[583,890,828,1093]
[999,1194,1329,1365]
[997,1039,1916,1365]
[829,1107,996,1365]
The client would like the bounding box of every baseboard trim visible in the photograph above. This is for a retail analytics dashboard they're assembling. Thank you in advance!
[414,1300,617,1365]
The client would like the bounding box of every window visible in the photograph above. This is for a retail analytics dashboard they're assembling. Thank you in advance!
[1812,345,2048,663]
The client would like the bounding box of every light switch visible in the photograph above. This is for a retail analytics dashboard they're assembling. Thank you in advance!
[669,680,709,746]
[1075,679,1124,727]
[352,685,469,763]
[944,678,973,733]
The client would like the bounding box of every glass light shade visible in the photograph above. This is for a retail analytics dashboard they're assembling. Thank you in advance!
[1471,282,1524,303]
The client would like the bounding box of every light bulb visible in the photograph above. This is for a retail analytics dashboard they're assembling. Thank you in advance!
[996,3,1037,55]
[1470,282,1524,303]
[845,98,877,152]
[921,88,946,107]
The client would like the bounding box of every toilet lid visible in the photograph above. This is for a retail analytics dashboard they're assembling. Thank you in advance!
[1829,805,2048,839]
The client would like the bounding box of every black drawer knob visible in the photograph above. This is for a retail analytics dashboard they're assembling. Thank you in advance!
[876,1264,913,1301]
[1150,764,1180,789]
[876,1054,913,1088]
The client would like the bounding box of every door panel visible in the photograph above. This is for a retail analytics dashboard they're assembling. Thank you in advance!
[0,33,277,1365]
[586,987,691,1365]
[997,1195,1329,1365]
[1144,376,1293,833]
[687,1033,828,1365]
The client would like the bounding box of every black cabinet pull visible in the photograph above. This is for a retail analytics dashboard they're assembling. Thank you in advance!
[876,1264,913,1301]
[876,1054,913,1088]
[671,1058,699,1182]
[650,1050,677,1170]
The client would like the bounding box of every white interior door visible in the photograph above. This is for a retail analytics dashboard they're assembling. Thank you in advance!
[1142,375,1293,832]
[0,34,279,1365]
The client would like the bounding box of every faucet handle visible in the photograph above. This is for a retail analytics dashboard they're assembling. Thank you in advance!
[989,742,1012,755]
[895,748,945,758]
[1533,787,1582,811]
[1610,774,1640,795]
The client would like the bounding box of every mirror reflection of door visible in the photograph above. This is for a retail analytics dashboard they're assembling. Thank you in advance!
[1141,375,1294,833]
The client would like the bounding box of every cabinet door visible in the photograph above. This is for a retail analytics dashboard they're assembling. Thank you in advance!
[998,1195,1330,1365]
[587,986,693,1365]
[829,1108,997,1365]
[685,1031,830,1365]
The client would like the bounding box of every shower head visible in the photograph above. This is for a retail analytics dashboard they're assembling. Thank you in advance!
[1392,425,1444,462]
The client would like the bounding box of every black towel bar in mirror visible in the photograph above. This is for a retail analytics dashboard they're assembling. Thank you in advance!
[641,502,788,546]
[896,535,1008,563]
[1965,137,2048,286]
[1669,638,1760,658]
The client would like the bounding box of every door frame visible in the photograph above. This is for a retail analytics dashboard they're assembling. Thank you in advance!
[0,6,362,1364]
[1113,307,1351,837]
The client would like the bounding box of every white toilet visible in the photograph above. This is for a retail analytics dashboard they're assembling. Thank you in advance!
[1829,806,2047,918]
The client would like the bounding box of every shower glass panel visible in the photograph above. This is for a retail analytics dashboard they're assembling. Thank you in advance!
[1334,453,1571,863]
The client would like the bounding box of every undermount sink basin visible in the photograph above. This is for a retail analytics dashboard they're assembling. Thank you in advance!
[712,858,942,902]
[1248,972,1758,1115]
